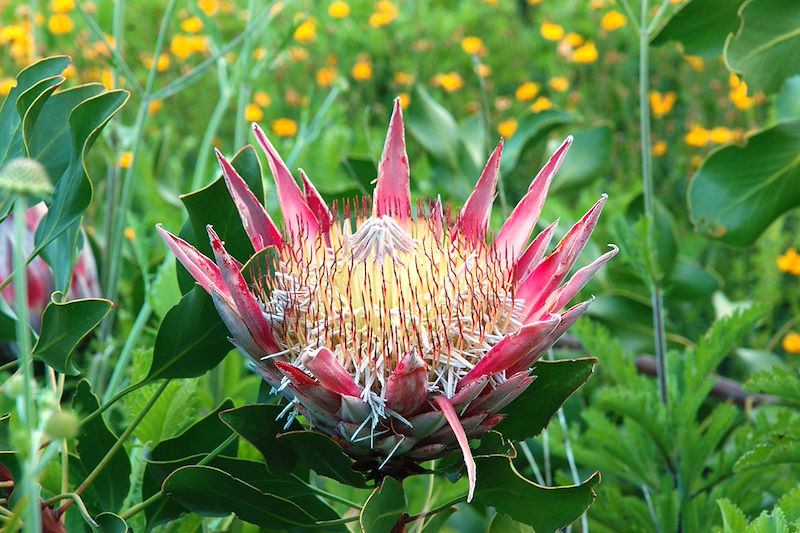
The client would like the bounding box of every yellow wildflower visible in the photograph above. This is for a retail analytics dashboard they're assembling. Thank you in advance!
[63,64,77,79]
[649,90,676,118]
[369,1,398,27]
[0,78,16,96]
[601,10,627,32]
[398,92,411,110]
[434,72,463,93]
[652,140,667,157]
[530,96,553,113]
[328,1,351,19]
[198,0,219,16]
[101,70,114,89]
[729,74,756,110]
[782,331,800,354]
[683,55,704,71]
[352,57,373,81]
[515,81,540,101]
[47,13,74,34]
[777,248,800,275]
[710,127,735,144]
[684,125,710,147]
[497,118,518,139]
[272,118,298,137]
[528,0,542,4]
[119,151,134,169]
[590,0,606,8]
[540,21,565,41]
[244,103,263,122]
[563,32,584,47]
[394,71,413,86]
[316,67,338,87]
[124,227,136,241]
[171,34,194,59]
[253,47,266,60]
[549,76,569,92]
[148,99,164,116]
[51,0,75,13]
[476,63,491,78]
[294,18,317,43]
[289,47,309,61]
[181,16,203,33]
[573,42,598,63]
[461,36,485,56]
[254,91,271,107]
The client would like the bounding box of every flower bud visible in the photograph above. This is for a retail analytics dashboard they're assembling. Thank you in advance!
[44,410,80,440]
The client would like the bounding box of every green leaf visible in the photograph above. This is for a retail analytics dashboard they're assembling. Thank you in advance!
[359,477,406,533]
[32,294,112,375]
[219,404,300,475]
[776,76,800,120]
[18,76,64,154]
[745,367,800,403]
[650,0,745,57]
[146,286,231,381]
[718,499,749,533]
[488,513,535,532]
[626,194,678,280]
[407,86,460,167]
[725,0,800,94]
[474,456,599,532]
[551,125,613,191]
[93,512,128,533]
[500,110,574,175]
[494,358,596,442]
[162,465,318,528]
[689,119,800,245]
[734,441,800,472]
[276,431,366,487]
[34,89,129,254]
[666,258,720,300]
[72,380,131,513]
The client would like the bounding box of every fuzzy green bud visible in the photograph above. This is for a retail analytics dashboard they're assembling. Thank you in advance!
[0,158,53,197]
[44,410,80,440]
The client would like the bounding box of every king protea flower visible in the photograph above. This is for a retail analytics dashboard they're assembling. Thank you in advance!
[158,99,616,500]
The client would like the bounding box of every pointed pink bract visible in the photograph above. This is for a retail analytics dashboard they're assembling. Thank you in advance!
[300,169,334,234]
[373,98,411,222]
[156,224,230,300]
[305,347,362,398]
[454,140,503,245]
[435,396,476,503]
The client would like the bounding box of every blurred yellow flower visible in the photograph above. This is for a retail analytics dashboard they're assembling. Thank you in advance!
[351,57,373,81]
[328,1,350,19]
[777,248,800,275]
[123,227,136,241]
[652,140,667,157]
[48,13,74,34]
[144,53,171,72]
[434,72,464,93]
[63,64,77,79]
[119,151,134,169]
[369,1,398,27]
[51,0,75,14]
[601,10,627,31]
[250,91,269,107]
[101,70,114,89]
[476,63,491,77]
[549,76,569,92]
[289,47,309,61]
[649,90,676,118]
[394,71,413,86]
[171,34,201,59]
[729,74,756,110]
[253,47,266,60]
[590,0,606,8]
[483,0,498,5]
[198,0,219,16]
[461,36,485,55]
[497,118,518,138]
[540,21,564,41]
[244,103,263,122]
[684,125,710,147]
[562,32,585,47]
[272,118,298,137]
[294,18,317,43]
[530,96,553,113]
[572,42,598,63]
[683,55,704,71]
[148,99,163,115]
[527,0,542,4]
[782,331,800,354]
[181,16,203,33]
[515,81,540,101]
[0,78,16,96]
[398,92,411,110]
[316,66,338,87]
[710,127,735,144]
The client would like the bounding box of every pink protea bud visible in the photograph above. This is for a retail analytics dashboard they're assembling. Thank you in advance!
[159,98,617,499]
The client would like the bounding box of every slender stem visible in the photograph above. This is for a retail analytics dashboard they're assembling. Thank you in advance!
[60,380,169,515]
[45,493,97,527]
[190,87,232,191]
[405,495,465,523]
[13,197,41,533]
[291,475,361,510]
[311,515,360,528]
[80,379,147,427]
[519,441,545,485]
[0,360,18,374]
[102,301,152,402]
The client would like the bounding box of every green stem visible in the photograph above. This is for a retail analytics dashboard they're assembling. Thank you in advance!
[44,493,96,527]
[13,196,41,533]
[190,86,232,191]
[405,495,465,523]
[102,301,152,402]
[80,379,147,427]
[292,475,361,510]
[0,360,18,374]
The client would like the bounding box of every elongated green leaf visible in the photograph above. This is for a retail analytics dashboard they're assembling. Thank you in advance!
[277,430,366,487]
[688,119,800,246]
[495,359,596,442]
[146,286,231,381]
[32,295,112,374]
[651,0,744,57]
[162,465,318,528]
[220,404,300,475]
[474,456,599,532]
[360,477,406,533]
[489,513,535,533]
[18,76,64,154]
[72,381,131,513]
[725,0,800,94]
[407,86,460,167]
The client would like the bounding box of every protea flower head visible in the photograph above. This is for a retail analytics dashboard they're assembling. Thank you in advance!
[158,99,617,500]
[0,202,100,332]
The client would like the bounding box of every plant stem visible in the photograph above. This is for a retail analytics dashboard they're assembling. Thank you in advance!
[292,475,361,510]
[405,495,465,523]
[638,0,669,408]
[13,196,41,533]
[102,301,152,402]
[80,379,147,426]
